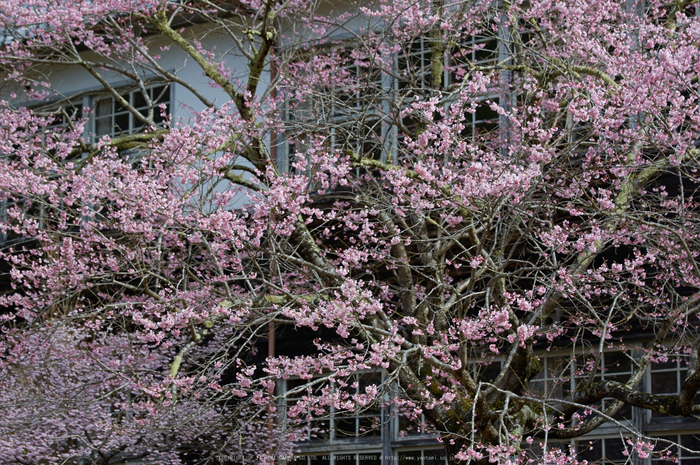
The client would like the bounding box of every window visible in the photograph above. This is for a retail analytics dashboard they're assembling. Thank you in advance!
[576,437,627,464]
[0,102,87,246]
[291,449,446,464]
[94,84,170,138]
[281,28,511,175]
[461,97,500,139]
[577,434,700,464]
[397,31,499,93]
[648,2,699,25]
[0,84,171,247]
[283,45,383,123]
[530,356,571,399]
[281,370,385,443]
[575,351,633,419]
[397,36,438,94]
[281,44,388,177]
[394,30,505,161]
[283,371,388,463]
[651,358,688,397]
[397,29,502,96]
[529,352,635,422]
[397,411,432,438]
[448,34,499,85]
[472,358,504,385]
[334,371,383,439]
[47,103,84,131]
[564,108,598,154]
[335,118,384,177]
[283,377,332,441]
[649,356,700,419]
[652,434,700,464]
[333,48,383,120]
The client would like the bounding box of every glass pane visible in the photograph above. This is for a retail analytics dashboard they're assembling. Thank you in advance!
[335,417,356,437]
[605,438,625,461]
[286,378,308,391]
[473,37,497,63]
[612,402,632,419]
[607,372,631,383]
[113,113,130,135]
[474,101,499,134]
[154,103,169,124]
[114,97,127,114]
[578,439,602,463]
[652,360,677,371]
[548,357,570,376]
[655,436,678,458]
[309,419,330,440]
[72,104,83,120]
[132,91,147,110]
[681,434,700,450]
[478,362,501,383]
[529,380,545,396]
[358,415,380,436]
[682,434,700,460]
[151,85,168,103]
[605,352,631,373]
[49,112,66,127]
[95,116,112,136]
[95,98,112,117]
[398,414,424,436]
[361,132,381,161]
[652,372,678,394]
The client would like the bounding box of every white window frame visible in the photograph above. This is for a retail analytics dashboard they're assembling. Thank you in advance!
[92,83,171,139]
[280,370,386,444]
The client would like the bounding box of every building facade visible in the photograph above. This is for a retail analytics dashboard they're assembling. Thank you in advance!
[2,1,700,464]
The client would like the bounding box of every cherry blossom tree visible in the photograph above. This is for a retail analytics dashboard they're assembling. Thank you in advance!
[1,0,700,463]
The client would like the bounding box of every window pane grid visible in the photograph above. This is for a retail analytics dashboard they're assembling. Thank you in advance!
[652,434,700,464]
[94,84,169,138]
[47,104,83,129]
[650,357,699,418]
[398,36,435,93]
[577,437,627,464]
[333,49,382,119]
[448,34,498,85]
[283,371,383,443]
[573,352,633,419]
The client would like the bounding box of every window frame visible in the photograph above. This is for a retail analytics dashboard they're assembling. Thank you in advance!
[91,83,171,139]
